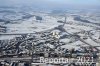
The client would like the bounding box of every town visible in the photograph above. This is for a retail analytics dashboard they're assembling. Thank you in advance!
[0,4,100,66]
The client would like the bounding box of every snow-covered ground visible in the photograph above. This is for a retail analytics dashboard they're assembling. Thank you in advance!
[0,8,100,49]
[5,15,61,33]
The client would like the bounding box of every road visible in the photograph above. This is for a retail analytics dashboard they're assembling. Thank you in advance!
[0,57,31,62]
[88,31,100,44]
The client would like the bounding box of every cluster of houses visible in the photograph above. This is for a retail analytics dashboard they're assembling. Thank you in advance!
[0,30,99,66]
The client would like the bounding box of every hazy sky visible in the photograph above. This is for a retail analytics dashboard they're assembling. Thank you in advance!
[0,0,100,9]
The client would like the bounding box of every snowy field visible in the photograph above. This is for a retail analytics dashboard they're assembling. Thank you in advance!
[0,7,100,50]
